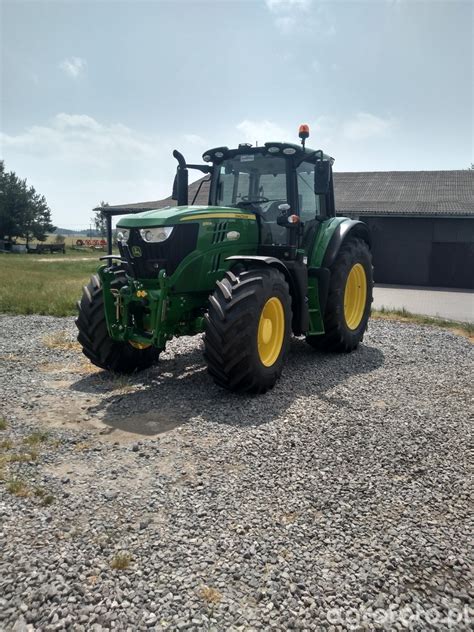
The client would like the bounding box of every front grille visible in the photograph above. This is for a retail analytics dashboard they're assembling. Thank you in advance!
[212,221,228,244]
[119,224,199,279]
[209,253,221,272]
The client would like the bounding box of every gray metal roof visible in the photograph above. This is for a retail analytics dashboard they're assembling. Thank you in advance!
[335,170,473,217]
[98,170,474,218]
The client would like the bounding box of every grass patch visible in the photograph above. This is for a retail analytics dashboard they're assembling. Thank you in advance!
[372,308,473,341]
[43,331,81,352]
[0,432,45,464]
[0,252,99,316]
[0,418,7,431]
[0,434,39,462]
[41,494,55,506]
[8,450,39,463]
[23,430,49,446]
[198,586,222,606]
[34,486,55,506]
[76,359,101,374]
[107,375,136,393]
[6,478,29,497]
[110,552,132,570]
[74,441,91,452]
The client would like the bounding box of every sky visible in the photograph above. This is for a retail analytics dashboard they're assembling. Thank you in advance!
[1,0,473,229]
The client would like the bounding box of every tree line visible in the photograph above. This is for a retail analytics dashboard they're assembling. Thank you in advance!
[0,161,55,244]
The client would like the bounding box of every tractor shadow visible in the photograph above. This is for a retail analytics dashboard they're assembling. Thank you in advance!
[69,337,385,436]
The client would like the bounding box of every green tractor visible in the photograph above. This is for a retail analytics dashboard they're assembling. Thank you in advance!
[76,125,373,393]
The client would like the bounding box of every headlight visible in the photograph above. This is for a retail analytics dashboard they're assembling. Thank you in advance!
[117,229,130,243]
[139,226,174,243]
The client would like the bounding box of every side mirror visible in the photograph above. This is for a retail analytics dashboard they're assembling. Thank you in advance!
[277,204,300,228]
[277,203,291,226]
[314,161,331,194]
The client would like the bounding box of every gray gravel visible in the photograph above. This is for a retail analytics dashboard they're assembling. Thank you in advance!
[0,314,472,631]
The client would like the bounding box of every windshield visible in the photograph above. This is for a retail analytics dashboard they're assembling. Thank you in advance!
[216,154,287,206]
[216,154,288,245]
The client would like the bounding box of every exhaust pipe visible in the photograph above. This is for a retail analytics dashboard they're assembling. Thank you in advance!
[172,150,188,206]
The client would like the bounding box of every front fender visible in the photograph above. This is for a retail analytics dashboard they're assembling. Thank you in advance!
[225,255,309,335]
[226,255,288,276]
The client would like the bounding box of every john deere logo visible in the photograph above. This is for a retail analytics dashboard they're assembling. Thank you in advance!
[131,246,142,257]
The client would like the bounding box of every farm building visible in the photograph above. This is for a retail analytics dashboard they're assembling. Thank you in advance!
[100,170,474,290]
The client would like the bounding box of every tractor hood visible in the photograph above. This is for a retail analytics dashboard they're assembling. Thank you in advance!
[115,205,259,283]
[116,206,257,228]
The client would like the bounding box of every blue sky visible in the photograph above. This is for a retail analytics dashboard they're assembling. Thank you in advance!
[1,0,473,229]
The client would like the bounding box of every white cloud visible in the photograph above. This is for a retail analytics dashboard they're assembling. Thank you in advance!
[0,114,181,227]
[0,113,159,166]
[274,16,297,34]
[54,113,102,132]
[342,112,395,141]
[59,56,86,78]
[264,0,335,36]
[236,119,290,145]
[183,133,207,146]
[265,0,312,12]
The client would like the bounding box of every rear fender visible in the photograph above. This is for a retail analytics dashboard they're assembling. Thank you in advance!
[306,218,371,334]
[320,219,371,269]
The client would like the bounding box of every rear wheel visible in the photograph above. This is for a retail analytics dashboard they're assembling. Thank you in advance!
[204,267,292,393]
[306,238,373,352]
[76,272,160,373]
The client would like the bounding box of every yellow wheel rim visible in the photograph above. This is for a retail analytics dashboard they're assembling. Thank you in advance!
[257,297,285,367]
[344,263,367,330]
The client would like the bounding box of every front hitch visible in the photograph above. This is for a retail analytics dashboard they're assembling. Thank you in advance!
[98,266,170,350]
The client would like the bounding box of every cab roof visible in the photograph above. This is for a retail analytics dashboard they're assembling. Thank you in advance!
[202,142,334,164]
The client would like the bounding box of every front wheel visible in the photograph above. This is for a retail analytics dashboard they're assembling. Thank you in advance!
[76,273,160,373]
[306,237,373,352]
[204,267,292,394]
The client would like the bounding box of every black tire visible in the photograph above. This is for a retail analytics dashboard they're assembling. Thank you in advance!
[204,267,292,394]
[75,273,160,373]
[306,237,373,352]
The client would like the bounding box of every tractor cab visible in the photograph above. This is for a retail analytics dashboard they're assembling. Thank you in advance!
[207,143,335,249]
[173,126,336,260]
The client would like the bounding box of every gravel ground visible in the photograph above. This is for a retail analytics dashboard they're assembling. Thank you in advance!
[0,315,472,631]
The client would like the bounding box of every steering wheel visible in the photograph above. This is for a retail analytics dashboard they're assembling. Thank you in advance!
[238,195,269,205]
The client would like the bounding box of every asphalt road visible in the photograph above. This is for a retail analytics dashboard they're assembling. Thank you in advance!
[373,284,474,323]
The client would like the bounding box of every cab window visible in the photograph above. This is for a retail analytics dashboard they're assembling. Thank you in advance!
[258,173,287,201]
[296,161,320,221]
